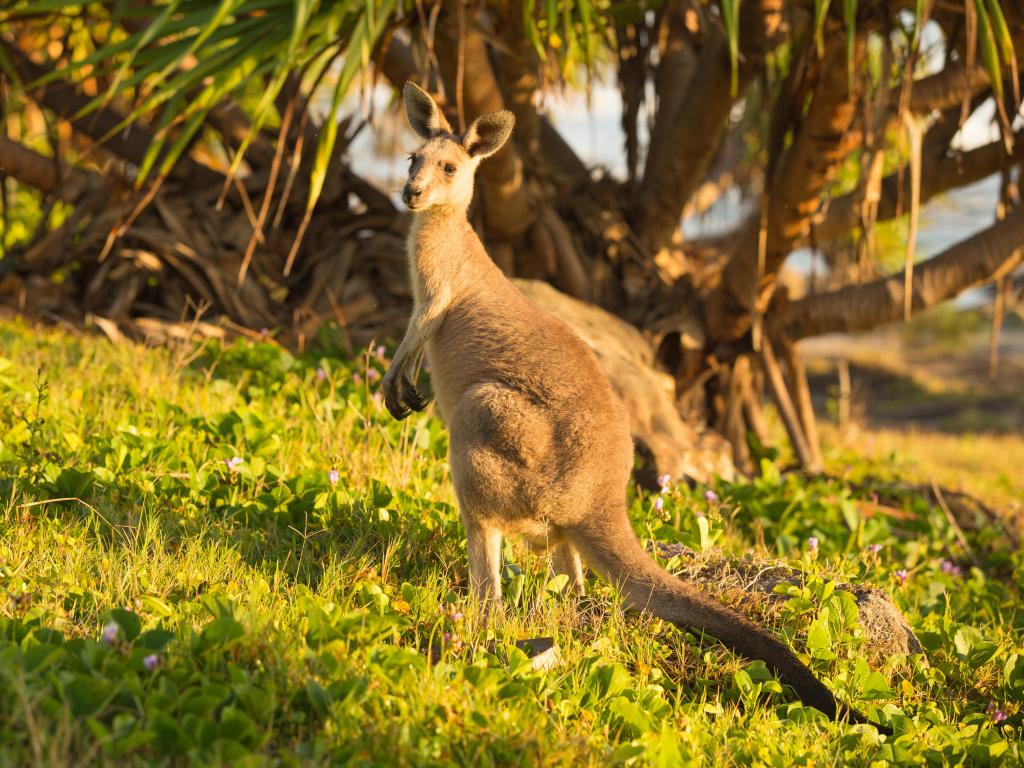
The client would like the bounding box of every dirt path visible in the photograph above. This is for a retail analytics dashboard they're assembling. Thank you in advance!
[800,326,1024,433]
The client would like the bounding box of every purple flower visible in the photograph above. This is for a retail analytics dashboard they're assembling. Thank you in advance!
[328,468,339,486]
[941,560,963,578]
[895,569,909,584]
[102,621,119,645]
[658,474,671,493]
[372,391,383,408]
[367,368,381,383]
[703,489,719,504]
[316,367,327,382]
[225,456,243,472]
[375,345,387,361]
[653,496,664,513]
[143,654,160,671]
[352,372,362,385]
[988,701,1008,723]
[447,604,464,622]
[807,537,819,554]
[868,544,883,555]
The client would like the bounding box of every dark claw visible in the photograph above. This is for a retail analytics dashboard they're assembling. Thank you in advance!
[385,394,410,421]
[382,374,410,421]
[402,376,428,411]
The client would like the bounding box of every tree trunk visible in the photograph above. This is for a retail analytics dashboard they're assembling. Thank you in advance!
[647,1,700,175]
[706,33,866,342]
[493,1,542,159]
[633,0,783,252]
[435,3,534,241]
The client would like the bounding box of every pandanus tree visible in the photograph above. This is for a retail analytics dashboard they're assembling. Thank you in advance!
[0,0,1022,477]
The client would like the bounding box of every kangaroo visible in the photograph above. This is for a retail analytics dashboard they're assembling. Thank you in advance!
[383,81,887,731]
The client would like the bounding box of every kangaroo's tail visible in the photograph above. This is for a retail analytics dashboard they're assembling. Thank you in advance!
[570,519,891,734]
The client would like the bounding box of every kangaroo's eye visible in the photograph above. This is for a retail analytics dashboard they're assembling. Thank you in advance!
[443,163,457,176]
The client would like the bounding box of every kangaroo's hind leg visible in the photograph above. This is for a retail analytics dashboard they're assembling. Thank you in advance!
[464,516,504,607]
[550,542,586,596]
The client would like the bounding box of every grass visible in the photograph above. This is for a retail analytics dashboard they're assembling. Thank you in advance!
[0,319,1022,766]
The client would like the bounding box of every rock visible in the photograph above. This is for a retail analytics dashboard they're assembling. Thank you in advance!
[848,588,923,656]
[651,543,924,657]
[515,637,562,671]
[513,279,735,485]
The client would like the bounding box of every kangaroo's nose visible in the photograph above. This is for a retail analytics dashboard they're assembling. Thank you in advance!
[403,184,422,205]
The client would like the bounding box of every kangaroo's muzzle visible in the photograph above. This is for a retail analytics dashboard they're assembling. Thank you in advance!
[403,184,423,207]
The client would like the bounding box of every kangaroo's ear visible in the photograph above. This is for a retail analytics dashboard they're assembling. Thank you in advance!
[462,110,515,159]
[403,81,452,139]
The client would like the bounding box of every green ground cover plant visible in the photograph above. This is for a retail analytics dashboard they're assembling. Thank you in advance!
[0,320,1021,766]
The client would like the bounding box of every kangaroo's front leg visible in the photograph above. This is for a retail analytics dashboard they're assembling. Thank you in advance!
[382,289,449,420]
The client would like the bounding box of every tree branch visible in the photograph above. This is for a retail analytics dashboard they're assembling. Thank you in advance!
[811,129,1024,244]
[782,210,1024,339]
[2,38,220,186]
[0,135,97,199]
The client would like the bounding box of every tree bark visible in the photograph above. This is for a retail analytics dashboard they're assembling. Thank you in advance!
[778,335,823,470]
[633,0,782,252]
[782,210,1024,339]
[905,60,990,114]
[616,19,650,186]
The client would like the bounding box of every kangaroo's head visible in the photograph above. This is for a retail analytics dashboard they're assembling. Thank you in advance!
[402,81,514,212]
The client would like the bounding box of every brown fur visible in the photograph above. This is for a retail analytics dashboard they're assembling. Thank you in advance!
[383,82,887,731]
